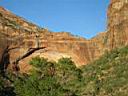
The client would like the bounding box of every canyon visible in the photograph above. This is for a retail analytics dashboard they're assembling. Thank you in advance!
[0,0,128,72]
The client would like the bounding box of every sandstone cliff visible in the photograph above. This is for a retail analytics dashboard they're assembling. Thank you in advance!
[107,0,128,49]
[0,6,105,69]
[0,0,128,72]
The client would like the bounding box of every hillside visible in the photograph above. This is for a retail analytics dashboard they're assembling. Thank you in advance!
[0,46,128,96]
[0,0,128,95]
[0,0,128,72]
[81,45,128,95]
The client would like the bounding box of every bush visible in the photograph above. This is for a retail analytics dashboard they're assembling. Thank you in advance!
[2,46,128,96]
[29,56,48,69]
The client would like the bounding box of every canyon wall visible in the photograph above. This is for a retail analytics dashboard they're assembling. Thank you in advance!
[0,0,128,71]
[0,7,105,68]
[107,0,128,49]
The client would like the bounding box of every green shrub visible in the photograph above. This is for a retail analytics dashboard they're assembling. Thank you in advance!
[29,56,48,69]
[2,46,128,96]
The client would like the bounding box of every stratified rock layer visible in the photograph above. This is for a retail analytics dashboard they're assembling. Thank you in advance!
[107,0,128,49]
[0,0,128,71]
[0,7,105,68]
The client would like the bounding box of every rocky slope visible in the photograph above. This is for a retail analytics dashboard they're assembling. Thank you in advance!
[0,0,128,71]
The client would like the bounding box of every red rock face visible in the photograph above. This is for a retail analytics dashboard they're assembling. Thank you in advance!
[107,0,128,49]
[0,33,7,63]
[0,7,105,67]
[0,0,128,70]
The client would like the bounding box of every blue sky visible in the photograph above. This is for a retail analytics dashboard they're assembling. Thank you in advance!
[0,0,109,39]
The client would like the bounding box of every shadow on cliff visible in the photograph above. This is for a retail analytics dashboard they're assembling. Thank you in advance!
[0,46,16,96]
[0,46,10,76]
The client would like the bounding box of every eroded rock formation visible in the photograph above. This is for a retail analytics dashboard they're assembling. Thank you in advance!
[0,7,104,68]
[0,0,128,72]
[107,0,128,49]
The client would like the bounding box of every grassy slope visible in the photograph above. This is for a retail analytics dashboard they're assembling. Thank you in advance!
[81,46,128,96]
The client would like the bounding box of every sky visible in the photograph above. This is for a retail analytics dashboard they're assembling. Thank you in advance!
[0,0,109,39]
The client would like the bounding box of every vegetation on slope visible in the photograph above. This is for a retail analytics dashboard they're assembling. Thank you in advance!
[81,46,128,96]
[0,46,128,96]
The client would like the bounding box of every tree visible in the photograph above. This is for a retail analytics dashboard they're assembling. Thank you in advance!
[0,25,46,75]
